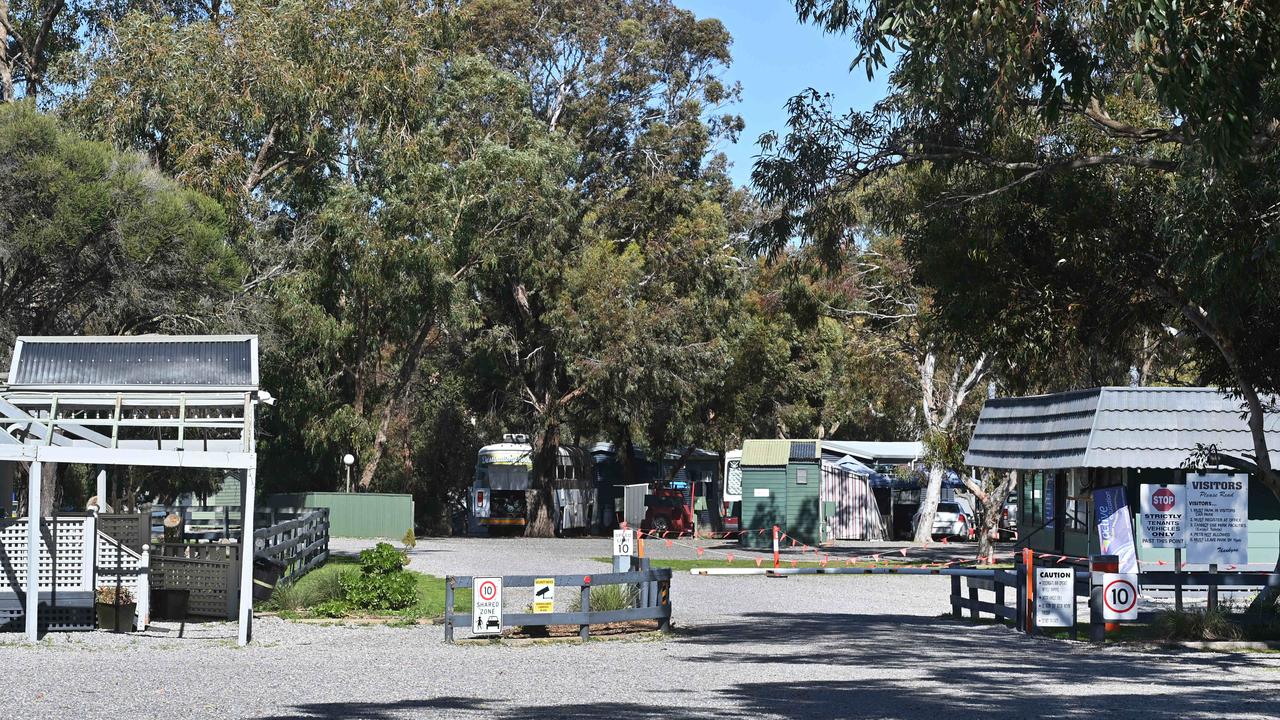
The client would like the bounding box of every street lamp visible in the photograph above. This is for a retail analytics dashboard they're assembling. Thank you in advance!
[343,453,355,493]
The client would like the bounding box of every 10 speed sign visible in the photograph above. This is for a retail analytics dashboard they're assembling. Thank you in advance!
[1101,572,1139,621]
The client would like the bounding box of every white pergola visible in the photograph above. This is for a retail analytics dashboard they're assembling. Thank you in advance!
[0,335,263,645]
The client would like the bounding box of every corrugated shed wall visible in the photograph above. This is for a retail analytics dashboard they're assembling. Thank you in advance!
[265,493,414,538]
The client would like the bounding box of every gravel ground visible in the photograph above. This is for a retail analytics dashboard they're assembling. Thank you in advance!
[2,537,1278,719]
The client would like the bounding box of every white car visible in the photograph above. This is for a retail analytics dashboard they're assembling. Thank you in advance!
[913,499,974,540]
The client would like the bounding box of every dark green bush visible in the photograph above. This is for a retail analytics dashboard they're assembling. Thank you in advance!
[339,542,416,611]
[313,599,350,618]
[358,542,409,575]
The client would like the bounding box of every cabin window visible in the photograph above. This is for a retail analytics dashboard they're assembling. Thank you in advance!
[796,468,808,485]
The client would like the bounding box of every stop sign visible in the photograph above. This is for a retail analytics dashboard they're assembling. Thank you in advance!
[1151,487,1176,512]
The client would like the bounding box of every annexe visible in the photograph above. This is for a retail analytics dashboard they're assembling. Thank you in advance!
[964,386,1280,568]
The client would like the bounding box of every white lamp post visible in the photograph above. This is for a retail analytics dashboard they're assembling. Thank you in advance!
[343,453,355,493]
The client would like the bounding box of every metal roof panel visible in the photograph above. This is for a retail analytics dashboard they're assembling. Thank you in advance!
[9,336,258,390]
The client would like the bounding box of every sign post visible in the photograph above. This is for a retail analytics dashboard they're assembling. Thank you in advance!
[472,577,503,636]
[1089,554,1118,642]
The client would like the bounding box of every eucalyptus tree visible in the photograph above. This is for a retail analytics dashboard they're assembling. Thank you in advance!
[756,1,1280,504]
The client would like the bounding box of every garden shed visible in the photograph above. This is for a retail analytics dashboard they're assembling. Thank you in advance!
[739,439,822,547]
[0,335,265,644]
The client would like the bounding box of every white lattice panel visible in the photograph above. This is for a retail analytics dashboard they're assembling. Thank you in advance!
[0,518,94,593]
[95,532,145,595]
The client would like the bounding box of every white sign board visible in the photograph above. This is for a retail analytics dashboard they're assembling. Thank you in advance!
[1187,473,1249,565]
[1035,568,1075,628]
[533,577,555,614]
[752,488,770,498]
[1139,484,1185,549]
[472,576,503,635]
[613,528,636,557]
[1101,573,1139,621]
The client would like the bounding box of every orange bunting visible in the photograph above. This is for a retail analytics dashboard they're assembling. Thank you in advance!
[726,553,735,564]
[696,547,705,557]
[755,558,763,567]
[898,548,908,557]
[665,539,673,548]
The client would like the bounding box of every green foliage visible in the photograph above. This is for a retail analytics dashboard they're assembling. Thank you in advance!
[585,584,637,613]
[402,530,417,550]
[312,600,351,619]
[340,543,416,611]
[1154,606,1244,642]
[357,543,409,575]
[0,102,238,346]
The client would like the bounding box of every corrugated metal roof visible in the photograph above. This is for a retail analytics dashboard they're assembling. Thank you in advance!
[964,386,1280,470]
[821,440,923,462]
[741,439,792,467]
[8,335,258,390]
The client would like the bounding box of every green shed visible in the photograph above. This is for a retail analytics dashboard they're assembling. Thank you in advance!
[739,439,823,548]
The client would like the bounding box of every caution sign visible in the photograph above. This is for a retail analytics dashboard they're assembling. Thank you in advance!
[533,577,555,614]
[1101,573,1139,621]
[1034,568,1075,628]
[472,576,503,635]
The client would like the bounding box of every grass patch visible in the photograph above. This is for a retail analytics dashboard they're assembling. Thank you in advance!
[258,557,471,620]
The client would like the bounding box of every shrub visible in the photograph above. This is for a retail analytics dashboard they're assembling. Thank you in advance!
[402,529,417,550]
[269,583,305,612]
[586,584,636,612]
[1154,606,1243,641]
[96,586,134,605]
[358,542,409,575]
[341,571,417,611]
[312,599,350,618]
[339,542,416,612]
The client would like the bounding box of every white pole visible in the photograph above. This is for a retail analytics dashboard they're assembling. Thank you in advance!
[25,461,42,642]
[96,467,107,513]
[237,467,257,646]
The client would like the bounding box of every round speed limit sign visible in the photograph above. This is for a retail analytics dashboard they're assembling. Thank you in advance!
[478,579,499,602]
[1102,573,1139,620]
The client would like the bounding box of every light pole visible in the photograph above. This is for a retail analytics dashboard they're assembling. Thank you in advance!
[343,453,355,493]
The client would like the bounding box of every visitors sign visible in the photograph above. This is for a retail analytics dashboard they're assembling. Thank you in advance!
[1139,484,1186,548]
[1101,573,1139,621]
[533,577,555,613]
[1187,473,1248,565]
[1034,567,1075,628]
[613,528,636,557]
[1093,486,1138,573]
[472,577,503,636]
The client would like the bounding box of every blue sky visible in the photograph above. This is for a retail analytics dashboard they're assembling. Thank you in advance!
[674,0,890,188]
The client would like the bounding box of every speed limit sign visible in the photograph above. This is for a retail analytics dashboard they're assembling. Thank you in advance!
[613,528,636,557]
[1102,573,1139,621]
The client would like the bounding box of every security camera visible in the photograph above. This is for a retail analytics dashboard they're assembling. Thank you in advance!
[257,390,277,406]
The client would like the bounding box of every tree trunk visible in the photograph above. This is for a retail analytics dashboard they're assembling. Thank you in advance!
[524,422,559,537]
[965,469,1016,564]
[0,0,13,102]
[912,463,945,544]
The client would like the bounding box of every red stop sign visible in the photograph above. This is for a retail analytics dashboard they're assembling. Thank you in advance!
[1152,488,1176,512]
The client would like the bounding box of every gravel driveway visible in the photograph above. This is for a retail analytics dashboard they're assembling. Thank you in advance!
[2,537,1277,719]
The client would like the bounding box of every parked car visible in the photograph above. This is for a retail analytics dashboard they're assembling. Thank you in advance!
[912,499,974,540]
[1000,492,1018,537]
[641,487,694,535]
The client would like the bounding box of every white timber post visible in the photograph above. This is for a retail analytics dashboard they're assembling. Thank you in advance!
[25,460,42,642]
[95,467,107,512]
[238,467,256,646]
[137,544,151,631]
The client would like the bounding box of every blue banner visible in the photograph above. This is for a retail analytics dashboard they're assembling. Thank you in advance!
[1094,485,1138,572]
[1044,476,1056,529]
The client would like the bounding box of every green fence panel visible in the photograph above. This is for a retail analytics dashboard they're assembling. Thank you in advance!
[265,492,414,539]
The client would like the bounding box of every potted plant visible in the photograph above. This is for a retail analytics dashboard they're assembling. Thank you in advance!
[95,586,136,632]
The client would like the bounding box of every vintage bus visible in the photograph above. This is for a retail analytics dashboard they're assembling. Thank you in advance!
[469,435,594,535]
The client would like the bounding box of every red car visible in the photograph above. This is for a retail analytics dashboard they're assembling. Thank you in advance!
[641,488,694,534]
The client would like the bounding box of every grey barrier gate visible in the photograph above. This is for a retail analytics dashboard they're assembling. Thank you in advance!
[444,561,673,643]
